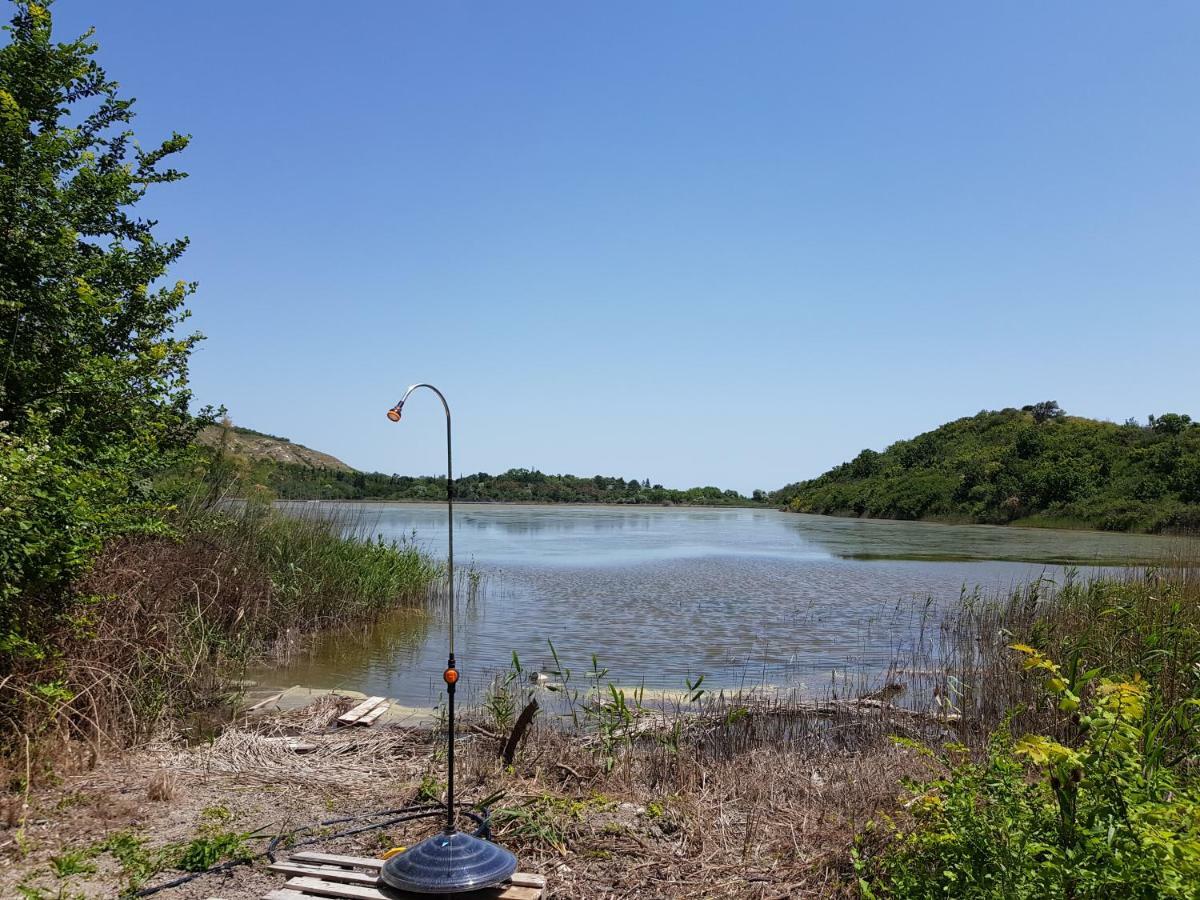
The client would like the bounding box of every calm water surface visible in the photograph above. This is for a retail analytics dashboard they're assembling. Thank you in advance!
[252,504,1182,706]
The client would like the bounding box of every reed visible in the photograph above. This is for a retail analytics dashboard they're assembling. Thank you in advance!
[2,502,440,774]
[908,556,1200,750]
[197,501,439,631]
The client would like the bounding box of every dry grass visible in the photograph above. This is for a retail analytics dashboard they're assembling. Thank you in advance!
[0,698,931,899]
[460,721,927,898]
[167,725,427,788]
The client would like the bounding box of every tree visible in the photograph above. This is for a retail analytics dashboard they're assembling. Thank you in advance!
[2,3,199,449]
[1149,413,1192,436]
[1024,401,1065,424]
[848,448,883,478]
[1,2,202,629]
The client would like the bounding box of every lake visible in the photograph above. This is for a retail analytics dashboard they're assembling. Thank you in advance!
[251,503,1182,707]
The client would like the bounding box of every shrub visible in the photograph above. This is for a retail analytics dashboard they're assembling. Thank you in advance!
[858,647,1200,899]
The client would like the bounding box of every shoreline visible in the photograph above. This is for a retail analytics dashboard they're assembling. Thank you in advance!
[784,506,1196,539]
[271,497,772,510]
[5,554,1195,899]
[271,496,1193,539]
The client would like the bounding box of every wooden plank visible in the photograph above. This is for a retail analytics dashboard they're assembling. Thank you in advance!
[485,886,542,900]
[263,892,309,900]
[337,696,387,726]
[288,851,382,871]
[284,877,385,899]
[268,863,377,885]
[244,691,285,714]
[282,875,541,900]
[286,852,540,889]
[490,887,542,899]
[356,702,389,726]
[510,873,546,888]
[285,854,540,892]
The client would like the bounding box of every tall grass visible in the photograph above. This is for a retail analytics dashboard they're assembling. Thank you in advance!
[913,558,1200,752]
[2,501,439,774]
[197,501,439,630]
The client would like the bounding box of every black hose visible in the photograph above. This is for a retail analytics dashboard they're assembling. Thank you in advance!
[133,801,494,897]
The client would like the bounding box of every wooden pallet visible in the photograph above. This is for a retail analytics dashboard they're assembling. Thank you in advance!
[264,851,545,899]
[336,696,390,727]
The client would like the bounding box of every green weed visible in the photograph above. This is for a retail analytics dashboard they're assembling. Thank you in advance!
[417,774,443,803]
[49,848,96,878]
[175,830,254,873]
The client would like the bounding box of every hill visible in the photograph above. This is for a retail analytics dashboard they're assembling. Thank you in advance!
[197,423,353,471]
[773,403,1200,532]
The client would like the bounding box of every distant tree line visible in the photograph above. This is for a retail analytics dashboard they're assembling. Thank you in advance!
[772,403,1200,533]
[233,459,761,507]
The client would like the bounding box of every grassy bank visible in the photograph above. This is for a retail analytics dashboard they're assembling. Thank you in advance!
[1,502,439,781]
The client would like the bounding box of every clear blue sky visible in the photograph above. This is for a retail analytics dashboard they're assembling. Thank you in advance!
[50,1,1200,493]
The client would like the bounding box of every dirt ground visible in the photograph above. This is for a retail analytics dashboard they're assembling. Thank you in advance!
[1,696,919,899]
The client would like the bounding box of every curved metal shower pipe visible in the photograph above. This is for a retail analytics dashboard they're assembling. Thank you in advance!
[388,383,454,652]
[387,383,458,833]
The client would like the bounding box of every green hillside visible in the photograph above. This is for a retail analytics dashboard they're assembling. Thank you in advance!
[773,403,1200,532]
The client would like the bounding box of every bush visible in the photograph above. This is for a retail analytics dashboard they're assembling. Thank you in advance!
[1,499,439,766]
[0,422,173,693]
[113,503,432,697]
[857,648,1200,899]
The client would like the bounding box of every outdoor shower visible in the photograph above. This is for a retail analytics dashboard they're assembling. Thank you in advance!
[378,384,519,894]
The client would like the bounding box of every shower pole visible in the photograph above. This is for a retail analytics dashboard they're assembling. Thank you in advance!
[387,383,457,832]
